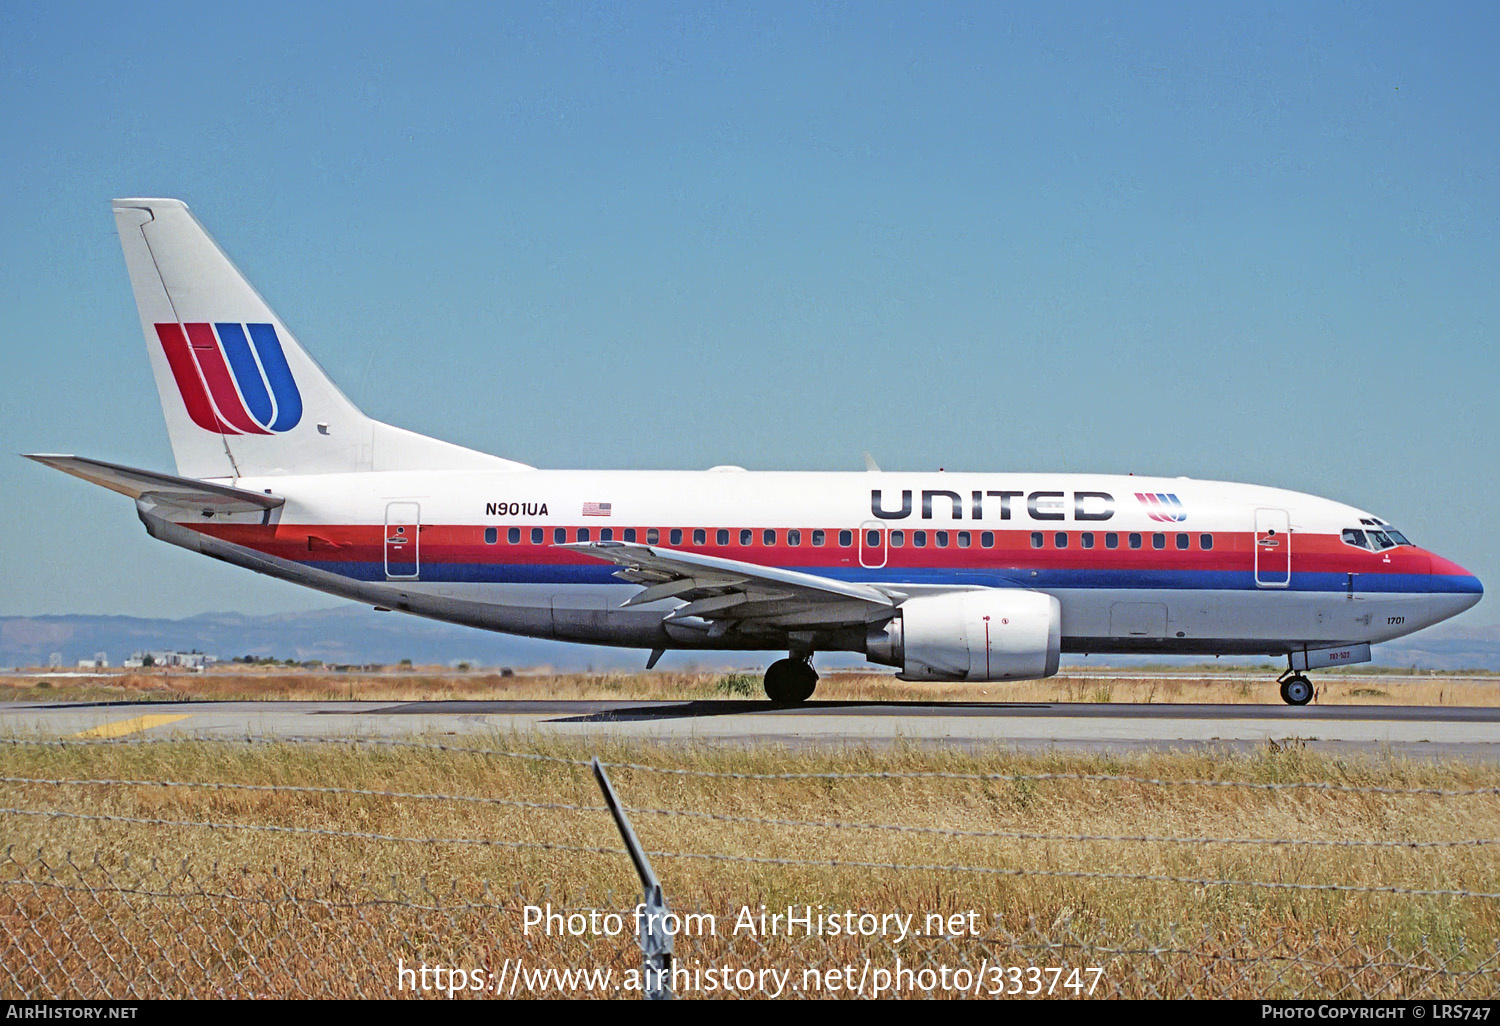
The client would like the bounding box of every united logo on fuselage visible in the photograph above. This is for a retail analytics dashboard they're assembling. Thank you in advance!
[154,322,302,435]
[1136,492,1187,523]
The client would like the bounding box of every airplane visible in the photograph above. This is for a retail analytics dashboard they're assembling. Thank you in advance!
[26,199,1483,706]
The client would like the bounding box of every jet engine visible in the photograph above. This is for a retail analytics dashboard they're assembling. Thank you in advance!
[865,590,1061,682]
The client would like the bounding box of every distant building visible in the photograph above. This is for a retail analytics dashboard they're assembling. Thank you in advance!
[126,650,219,671]
[47,653,62,669]
[77,653,108,669]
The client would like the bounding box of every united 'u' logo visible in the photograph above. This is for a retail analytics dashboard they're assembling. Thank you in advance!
[1136,492,1187,523]
[154,322,302,434]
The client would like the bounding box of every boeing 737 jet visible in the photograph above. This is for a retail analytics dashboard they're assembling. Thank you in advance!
[26,199,1483,705]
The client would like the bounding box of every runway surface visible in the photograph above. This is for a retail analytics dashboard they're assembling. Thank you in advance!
[3,698,1499,760]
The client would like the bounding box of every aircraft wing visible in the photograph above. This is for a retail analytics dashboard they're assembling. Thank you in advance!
[561,541,896,631]
[24,454,285,515]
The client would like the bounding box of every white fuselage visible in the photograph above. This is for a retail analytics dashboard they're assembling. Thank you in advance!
[147,468,1480,661]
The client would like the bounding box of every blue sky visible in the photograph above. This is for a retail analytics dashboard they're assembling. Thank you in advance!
[3,2,1497,632]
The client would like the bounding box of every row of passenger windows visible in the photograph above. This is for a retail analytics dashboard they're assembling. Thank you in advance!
[480,526,1214,551]
[877,529,1213,550]
[483,526,859,547]
[1029,531,1213,551]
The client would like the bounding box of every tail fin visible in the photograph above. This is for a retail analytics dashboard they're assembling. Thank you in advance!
[112,198,529,479]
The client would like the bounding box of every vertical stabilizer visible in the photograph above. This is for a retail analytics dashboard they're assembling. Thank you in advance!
[112,198,528,479]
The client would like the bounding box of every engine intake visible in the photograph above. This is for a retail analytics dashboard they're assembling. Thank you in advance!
[865,590,1061,682]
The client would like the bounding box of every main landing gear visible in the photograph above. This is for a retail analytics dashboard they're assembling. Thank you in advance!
[1278,670,1314,706]
[764,656,818,706]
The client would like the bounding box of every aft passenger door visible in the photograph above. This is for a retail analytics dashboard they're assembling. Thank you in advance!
[385,501,421,579]
[1254,508,1290,588]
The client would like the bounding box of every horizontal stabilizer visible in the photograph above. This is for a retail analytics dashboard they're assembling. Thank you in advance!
[24,454,284,513]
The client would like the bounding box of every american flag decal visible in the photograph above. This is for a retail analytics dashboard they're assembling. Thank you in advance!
[582,502,613,517]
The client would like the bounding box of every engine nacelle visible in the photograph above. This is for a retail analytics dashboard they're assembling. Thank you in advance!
[865,590,1061,682]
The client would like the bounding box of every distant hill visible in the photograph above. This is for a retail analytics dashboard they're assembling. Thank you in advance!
[3,606,1498,673]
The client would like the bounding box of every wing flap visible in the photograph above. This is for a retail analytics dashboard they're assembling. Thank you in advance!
[562,541,895,628]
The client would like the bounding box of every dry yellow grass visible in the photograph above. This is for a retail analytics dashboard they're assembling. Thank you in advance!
[2,734,1498,997]
[3,665,1498,706]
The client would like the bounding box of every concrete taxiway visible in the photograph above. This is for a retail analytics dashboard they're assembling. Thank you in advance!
[2,699,1498,760]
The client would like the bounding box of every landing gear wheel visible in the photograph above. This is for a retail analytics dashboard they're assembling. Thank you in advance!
[1279,674,1313,706]
[764,658,818,706]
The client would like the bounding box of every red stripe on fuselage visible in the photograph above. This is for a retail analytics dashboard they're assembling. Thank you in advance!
[185,524,1440,578]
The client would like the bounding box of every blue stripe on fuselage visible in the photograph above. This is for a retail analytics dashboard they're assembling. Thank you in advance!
[298,559,1475,595]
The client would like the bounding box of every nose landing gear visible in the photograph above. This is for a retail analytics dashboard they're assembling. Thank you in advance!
[1278,670,1314,706]
[764,656,818,706]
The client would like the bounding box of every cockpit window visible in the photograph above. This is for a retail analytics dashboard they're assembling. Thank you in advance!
[1343,525,1414,551]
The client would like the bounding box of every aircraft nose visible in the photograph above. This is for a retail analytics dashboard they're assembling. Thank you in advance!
[1429,551,1483,616]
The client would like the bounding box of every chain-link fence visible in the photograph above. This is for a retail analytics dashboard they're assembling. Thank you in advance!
[2,735,1498,999]
[6,852,1497,999]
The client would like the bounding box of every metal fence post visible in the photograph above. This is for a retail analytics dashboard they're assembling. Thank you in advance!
[592,757,673,1000]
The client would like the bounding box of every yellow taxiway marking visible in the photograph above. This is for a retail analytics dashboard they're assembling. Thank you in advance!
[70,714,192,739]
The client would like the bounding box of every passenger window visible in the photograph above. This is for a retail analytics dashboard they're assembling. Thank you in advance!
[1105,533,1118,549]
[484,527,497,545]
[670,529,683,545]
[890,530,905,547]
[812,530,826,546]
[554,527,567,544]
[1030,532,1044,549]
[763,529,776,546]
[1081,532,1094,549]
[740,529,753,545]
[577,527,590,542]
[1054,532,1068,549]
[839,530,853,547]
[957,531,971,548]
[646,528,660,545]
[1176,533,1188,549]
[1129,533,1142,549]
[787,529,800,546]
[693,529,706,545]
[913,531,928,548]
[624,528,637,543]
[507,527,520,544]
[1200,534,1212,550]
[716,529,729,545]
[1152,533,1165,549]
[935,531,949,547]
[531,527,543,544]
[600,528,613,541]
[981,531,994,548]
[865,529,880,547]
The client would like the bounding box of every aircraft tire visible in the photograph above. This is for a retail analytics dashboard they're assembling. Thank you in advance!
[764,658,818,706]
[1280,674,1313,706]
